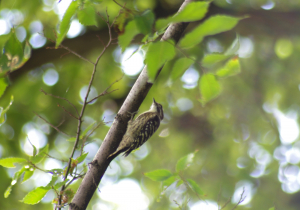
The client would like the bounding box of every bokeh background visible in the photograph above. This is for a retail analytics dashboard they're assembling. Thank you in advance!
[1,0,300,209]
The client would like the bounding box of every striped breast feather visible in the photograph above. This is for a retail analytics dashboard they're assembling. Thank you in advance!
[136,114,160,146]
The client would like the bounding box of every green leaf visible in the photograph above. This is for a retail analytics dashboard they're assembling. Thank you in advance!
[216,57,241,77]
[145,41,176,80]
[0,95,13,125]
[22,170,34,183]
[135,10,155,35]
[47,175,59,187]
[180,15,241,48]
[76,152,88,164]
[23,41,32,60]
[225,35,240,56]
[144,169,173,181]
[67,137,76,142]
[30,144,49,164]
[155,1,209,30]
[187,178,204,195]
[4,185,12,198]
[199,74,221,105]
[269,207,275,210]
[0,157,26,168]
[27,138,37,156]
[77,3,97,26]
[0,30,30,75]
[22,186,50,204]
[56,1,78,47]
[176,152,195,172]
[171,57,194,81]
[53,179,68,190]
[0,77,8,98]
[202,54,230,68]
[118,20,139,52]
[13,166,26,181]
[162,175,177,187]
[176,179,184,188]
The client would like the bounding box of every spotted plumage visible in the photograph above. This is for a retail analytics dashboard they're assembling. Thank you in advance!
[108,98,164,158]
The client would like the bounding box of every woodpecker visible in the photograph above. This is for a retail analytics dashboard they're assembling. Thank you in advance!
[108,98,164,158]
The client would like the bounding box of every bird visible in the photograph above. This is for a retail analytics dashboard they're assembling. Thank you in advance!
[108,98,164,159]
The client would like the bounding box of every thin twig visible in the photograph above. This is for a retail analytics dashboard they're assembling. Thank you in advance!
[34,112,71,137]
[41,32,95,65]
[178,173,202,200]
[231,187,246,210]
[58,8,117,209]
[174,200,183,210]
[58,44,95,65]
[65,173,85,189]
[41,89,80,117]
[81,122,104,154]
[56,115,66,128]
[221,196,232,209]
[87,89,118,104]
[45,153,68,162]
[43,35,95,65]
[57,104,79,120]
[112,0,134,14]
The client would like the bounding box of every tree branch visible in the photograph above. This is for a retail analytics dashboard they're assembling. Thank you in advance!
[69,0,193,209]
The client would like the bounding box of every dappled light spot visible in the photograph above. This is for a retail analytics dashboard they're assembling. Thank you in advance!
[0,9,24,30]
[32,170,52,188]
[133,143,149,160]
[277,163,300,194]
[0,19,10,35]
[181,67,199,89]
[250,164,266,178]
[21,128,47,156]
[29,20,43,34]
[99,179,150,210]
[286,147,300,164]
[237,156,249,169]
[119,159,134,176]
[119,46,144,76]
[16,26,27,42]
[101,109,116,126]
[238,37,254,58]
[275,38,293,59]
[282,181,300,194]
[207,39,223,53]
[106,161,121,176]
[261,0,275,10]
[84,141,101,161]
[176,98,193,111]
[54,0,72,20]
[274,110,299,145]
[190,200,218,210]
[43,68,59,86]
[159,128,169,137]
[67,19,84,38]
[248,142,272,166]
[44,158,62,171]
[54,135,70,153]
[79,85,98,104]
[29,33,47,49]
[232,180,254,205]
[41,190,55,203]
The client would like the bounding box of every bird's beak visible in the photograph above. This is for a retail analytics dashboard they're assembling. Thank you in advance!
[153,98,156,103]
